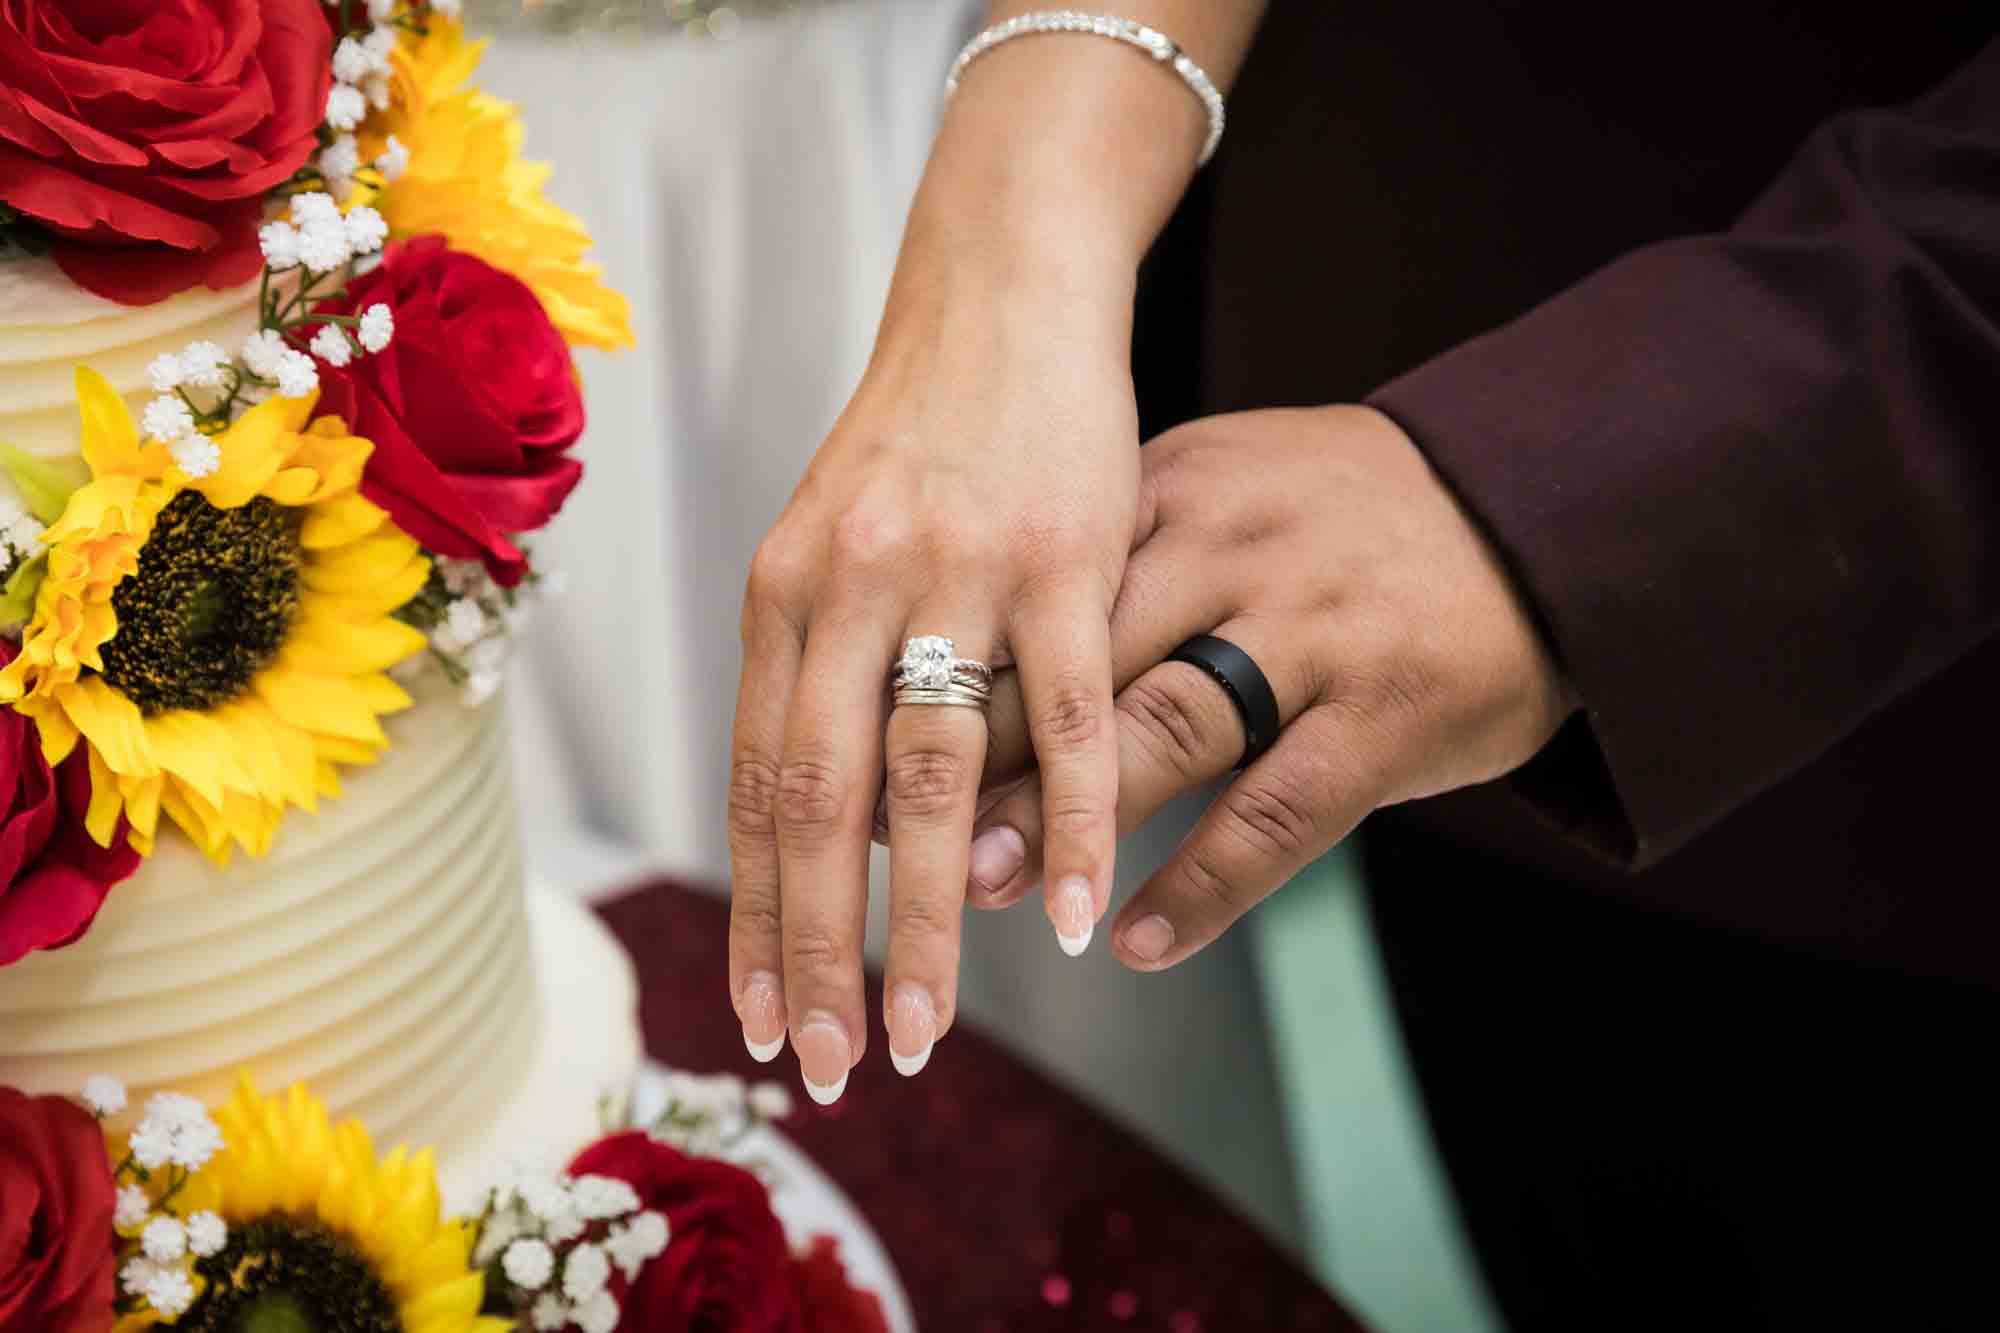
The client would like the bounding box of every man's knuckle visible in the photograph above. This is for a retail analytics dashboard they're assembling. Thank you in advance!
[1175,842,1243,913]
[1119,676,1220,776]
[775,756,847,834]
[1220,774,1320,859]
[885,747,969,820]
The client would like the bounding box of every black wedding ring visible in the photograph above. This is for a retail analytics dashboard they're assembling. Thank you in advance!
[1166,634,1281,770]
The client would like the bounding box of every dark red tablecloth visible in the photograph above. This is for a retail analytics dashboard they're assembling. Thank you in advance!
[598,882,1371,1333]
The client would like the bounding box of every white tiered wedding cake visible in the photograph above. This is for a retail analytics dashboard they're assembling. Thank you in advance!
[0,261,643,1207]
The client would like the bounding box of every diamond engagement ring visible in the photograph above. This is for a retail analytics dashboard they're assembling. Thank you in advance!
[892,636,994,709]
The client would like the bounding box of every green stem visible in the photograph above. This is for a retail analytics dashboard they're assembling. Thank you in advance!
[156,1166,189,1212]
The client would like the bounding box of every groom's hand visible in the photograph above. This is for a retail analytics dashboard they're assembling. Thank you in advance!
[966,406,1577,969]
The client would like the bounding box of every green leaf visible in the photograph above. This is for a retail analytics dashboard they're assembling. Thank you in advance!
[0,443,89,524]
[0,552,46,628]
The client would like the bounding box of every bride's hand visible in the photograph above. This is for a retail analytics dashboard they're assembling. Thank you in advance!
[967,406,1577,968]
[728,226,1140,1099]
[727,7,1269,1098]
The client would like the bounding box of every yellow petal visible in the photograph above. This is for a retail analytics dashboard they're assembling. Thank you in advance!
[400,1272,487,1330]
[301,492,388,549]
[62,677,155,778]
[74,367,142,478]
[254,667,390,745]
[282,606,427,674]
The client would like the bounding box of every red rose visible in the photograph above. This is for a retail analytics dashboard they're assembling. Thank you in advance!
[313,237,587,587]
[789,1237,890,1333]
[0,0,332,306]
[0,1087,117,1333]
[569,1132,802,1333]
[1,643,142,969]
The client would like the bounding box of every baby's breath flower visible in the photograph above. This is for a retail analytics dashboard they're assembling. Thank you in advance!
[172,434,222,480]
[628,1210,670,1256]
[574,1290,619,1333]
[121,1257,162,1297]
[603,1211,670,1281]
[358,303,395,353]
[141,395,195,444]
[332,38,375,85]
[259,220,302,271]
[142,1266,196,1318]
[179,341,229,390]
[362,26,399,64]
[114,1184,152,1231]
[147,353,185,393]
[463,669,503,707]
[366,0,398,22]
[296,220,352,274]
[465,636,509,676]
[129,1092,223,1171]
[502,1237,556,1291]
[345,206,389,256]
[437,597,487,651]
[186,1211,228,1258]
[530,1294,570,1333]
[521,1175,576,1222]
[291,191,342,227]
[320,134,362,200]
[570,1175,642,1222]
[376,134,411,183]
[242,329,287,378]
[365,75,393,111]
[141,1216,187,1263]
[275,350,320,399]
[310,325,355,368]
[81,1073,127,1117]
[562,1242,611,1303]
[325,82,368,132]
[473,1209,522,1267]
[748,1081,794,1121]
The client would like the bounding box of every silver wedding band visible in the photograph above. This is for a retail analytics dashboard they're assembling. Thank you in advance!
[892,636,993,710]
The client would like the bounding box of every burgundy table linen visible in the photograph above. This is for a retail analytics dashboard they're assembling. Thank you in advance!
[596,882,1371,1333]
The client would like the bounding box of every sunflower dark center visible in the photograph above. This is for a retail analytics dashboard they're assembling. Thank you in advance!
[98,491,301,715]
[180,1216,399,1333]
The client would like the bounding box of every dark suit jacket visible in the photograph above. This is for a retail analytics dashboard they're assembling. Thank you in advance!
[1195,4,2000,991]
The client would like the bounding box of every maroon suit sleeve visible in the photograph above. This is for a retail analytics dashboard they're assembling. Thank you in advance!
[1367,40,2000,869]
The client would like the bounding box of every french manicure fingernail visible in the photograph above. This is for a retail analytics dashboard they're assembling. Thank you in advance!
[1123,914,1176,964]
[887,983,938,1077]
[740,971,785,1062]
[1052,876,1095,957]
[969,825,1026,894]
[795,1012,852,1105]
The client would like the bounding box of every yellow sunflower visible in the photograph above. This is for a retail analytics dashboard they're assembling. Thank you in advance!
[0,368,430,862]
[120,1077,509,1333]
[354,16,635,352]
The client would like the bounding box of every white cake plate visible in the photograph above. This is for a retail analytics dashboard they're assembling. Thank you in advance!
[631,1063,918,1333]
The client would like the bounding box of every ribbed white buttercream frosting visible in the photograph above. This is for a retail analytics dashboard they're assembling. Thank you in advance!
[0,681,597,1165]
[0,257,263,458]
